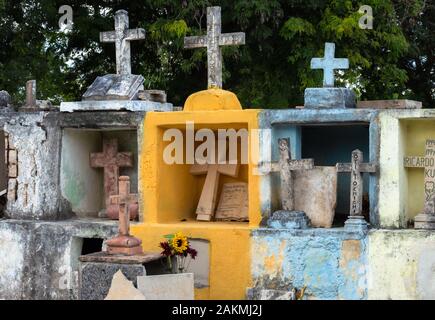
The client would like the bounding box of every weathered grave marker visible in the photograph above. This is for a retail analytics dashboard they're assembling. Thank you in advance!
[90,139,133,211]
[337,149,376,230]
[404,139,435,229]
[106,176,143,255]
[184,6,245,89]
[215,182,249,221]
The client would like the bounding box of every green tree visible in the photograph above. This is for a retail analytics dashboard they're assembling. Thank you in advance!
[0,0,432,108]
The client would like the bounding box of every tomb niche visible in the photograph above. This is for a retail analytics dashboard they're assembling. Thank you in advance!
[58,9,172,221]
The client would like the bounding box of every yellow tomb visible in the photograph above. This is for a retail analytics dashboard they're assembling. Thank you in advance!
[131,89,261,299]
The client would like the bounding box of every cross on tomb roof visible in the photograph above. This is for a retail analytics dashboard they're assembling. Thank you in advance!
[100,10,146,75]
[184,6,245,89]
[311,42,349,87]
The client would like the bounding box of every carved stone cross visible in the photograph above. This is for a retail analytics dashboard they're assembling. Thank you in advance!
[90,139,133,210]
[268,138,314,211]
[311,42,349,87]
[337,150,376,219]
[404,140,435,228]
[106,176,143,255]
[184,6,245,89]
[100,10,146,75]
[190,144,239,221]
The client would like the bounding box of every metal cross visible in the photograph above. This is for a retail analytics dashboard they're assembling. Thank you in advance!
[184,6,245,89]
[100,10,146,75]
[311,42,349,87]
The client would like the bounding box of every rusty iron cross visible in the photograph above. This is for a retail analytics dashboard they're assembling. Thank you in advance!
[90,138,133,209]
[184,6,245,89]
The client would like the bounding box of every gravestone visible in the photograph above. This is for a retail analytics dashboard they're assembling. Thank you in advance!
[90,138,133,216]
[82,10,145,101]
[262,138,314,229]
[404,139,435,229]
[20,80,55,111]
[305,42,356,109]
[184,6,245,89]
[215,182,249,221]
[337,149,377,230]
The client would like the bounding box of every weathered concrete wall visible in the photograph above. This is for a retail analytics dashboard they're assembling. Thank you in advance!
[251,228,368,300]
[0,219,117,300]
[367,230,435,300]
[4,113,71,220]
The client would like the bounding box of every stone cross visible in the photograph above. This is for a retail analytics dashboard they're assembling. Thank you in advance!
[100,10,146,75]
[190,144,239,221]
[337,150,376,217]
[106,176,143,255]
[267,138,314,211]
[311,42,349,87]
[184,6,245,89]
[25,80,36,107]
[404,140,435,215]
[90,139,133,209]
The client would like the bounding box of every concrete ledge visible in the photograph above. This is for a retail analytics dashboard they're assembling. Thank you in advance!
[60,100,173,113]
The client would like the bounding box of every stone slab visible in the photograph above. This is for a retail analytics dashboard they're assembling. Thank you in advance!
[82,74,144,101]
[79,261,145,300]
[294,166,337,228]
[215,182,248,221]
[247,288,295,300]
[304,87,356,109]
[79,251,162,264]
[60,100,173,112]
[267,210,310,229]
[137,273,194,300]
[105,270,146,300]
[357,99,422,109]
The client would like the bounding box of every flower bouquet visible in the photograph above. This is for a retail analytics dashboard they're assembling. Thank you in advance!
[160,232,198,274]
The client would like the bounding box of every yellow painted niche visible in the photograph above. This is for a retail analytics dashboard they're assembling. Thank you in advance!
[134,107,261,299]
[404,119,435,220]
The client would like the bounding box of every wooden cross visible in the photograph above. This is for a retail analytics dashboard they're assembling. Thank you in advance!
[184,6,245,89]
[106,176,142,255]
[311,42,349,87]
[404,139,435,214]
[337,150,376,217]
[266,138,314,211]
[190,143,239,221]
[100,10,146,75]
[90,138,133,209]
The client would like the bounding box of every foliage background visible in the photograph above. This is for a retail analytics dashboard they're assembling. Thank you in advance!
[0,0,433,108]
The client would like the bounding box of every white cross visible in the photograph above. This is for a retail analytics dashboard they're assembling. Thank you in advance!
[100,10,146,75]
[184,6,245,89]
[311,42,349,87]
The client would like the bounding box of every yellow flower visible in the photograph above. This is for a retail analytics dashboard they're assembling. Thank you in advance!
[171,232,188,254]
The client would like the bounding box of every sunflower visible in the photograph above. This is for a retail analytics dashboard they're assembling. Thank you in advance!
[171,232,188,254]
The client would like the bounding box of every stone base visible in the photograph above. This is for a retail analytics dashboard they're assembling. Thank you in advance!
[106,235,143,255]
[78,251,162,300]
[344,216,368,231]
[414,213,435,230]
[267,210,310,229]
[304,87,356,109]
